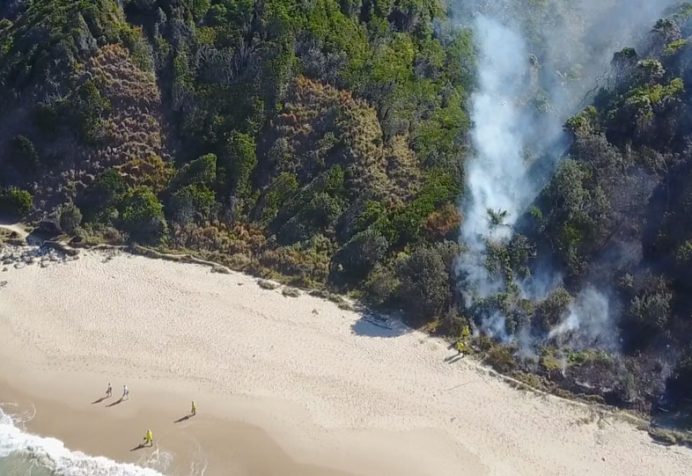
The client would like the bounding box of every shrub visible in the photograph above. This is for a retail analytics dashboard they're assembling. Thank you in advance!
[381,170,459,245]
[192,0,211,20]
[626,278,673,343]
[0,187,32,218]
[534,288,572,333]
[9,135,39,174]
[332,227,389,281]
[277,191,344,244]
[485,345,516,374]
[118,187,167,243]
[168,184,216,224]
[258,172,299,224]
[79,169,127,221]
[539,348,564,374]
[220,131,257,198]
[364,263,400,306]
[120,155,173,193]
[73,79,111,143]
[440,309,470,337]
[423,203,462,240]
[169,154,217,191]
[57,203,83,234]
[396,246,452,322]
[34,104,59,135]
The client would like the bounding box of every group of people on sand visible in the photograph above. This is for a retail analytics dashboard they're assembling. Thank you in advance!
[105,382,128,400]
[102,382,197,448]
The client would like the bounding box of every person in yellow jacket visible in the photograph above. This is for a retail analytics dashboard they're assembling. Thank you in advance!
[191,400,197,416]
[143,429,153,447]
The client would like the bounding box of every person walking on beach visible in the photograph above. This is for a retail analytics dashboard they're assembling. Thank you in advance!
[191,400,197,416]
[122,384,129,401]
[143,429,153,447]
[106,382,112,398]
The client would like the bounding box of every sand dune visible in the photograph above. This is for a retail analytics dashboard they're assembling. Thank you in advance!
[0,245,690,475]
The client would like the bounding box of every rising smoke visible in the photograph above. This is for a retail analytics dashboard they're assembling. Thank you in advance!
[454,0,680,350]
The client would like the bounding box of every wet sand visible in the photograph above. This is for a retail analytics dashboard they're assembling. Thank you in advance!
[0,369,355,475]
[0,244,690,475]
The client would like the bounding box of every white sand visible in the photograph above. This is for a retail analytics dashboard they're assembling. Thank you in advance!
[0,244,690,475]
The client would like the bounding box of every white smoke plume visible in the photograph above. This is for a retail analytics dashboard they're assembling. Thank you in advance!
[548,287,618,351]
[458,16,538,306]
[455,0,680,348]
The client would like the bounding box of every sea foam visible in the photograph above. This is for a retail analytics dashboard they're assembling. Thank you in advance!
[0,407,163,476]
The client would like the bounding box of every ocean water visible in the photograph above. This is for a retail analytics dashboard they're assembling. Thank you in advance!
[0,408,162,476]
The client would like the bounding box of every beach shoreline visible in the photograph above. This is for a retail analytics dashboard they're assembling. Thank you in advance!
[0,241,691,475]
[0,364,361,476]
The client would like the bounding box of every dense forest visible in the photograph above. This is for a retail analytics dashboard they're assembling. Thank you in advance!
[530,9,692,415]
[0,0,471,291]
[1,0,692,433]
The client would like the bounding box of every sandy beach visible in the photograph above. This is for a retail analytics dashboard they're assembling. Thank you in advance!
[0,241,691,475]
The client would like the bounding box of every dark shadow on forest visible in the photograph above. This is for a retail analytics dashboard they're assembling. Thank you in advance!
[350,310,411,338]
[648,398,692,446]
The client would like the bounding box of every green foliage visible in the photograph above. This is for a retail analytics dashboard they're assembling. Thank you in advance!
[355,200,387,233]
[170,154,218,191]
[258,172,299,224]
[0,0,125,92]
[396,245,452,321]
[364,262,400,306]
[675,240,692,263]
[333,227,389,280]
[273,166,346,244]
[73,79,112,143]
[522,7,692,409]
[117,22,153,71]
[536,157,607,275]
[79,169,128,221]
[627,77,684,107]
[664,39,688,55]
[380,169,459,245]
[220,131,257,199]
[534,288,572,333]
[565,106,599,135]
[192,0,212,20]
[34,104,59,135]
[8,135,39,174]
[57,203,83,234]
[414,89,469,166]
[118,187,167,243]
[0,0,473,376]
[0,187,32,218]
[278,191,344,244]
[485,345,516,374]
[626,278,672,338]
[485,234,534,283]
[539,348,563,373]
[168,184,216,224]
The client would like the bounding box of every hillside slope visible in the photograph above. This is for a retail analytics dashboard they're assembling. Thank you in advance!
[2,0,692,430]
[0,0,470,297]
[517,7,692,416]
